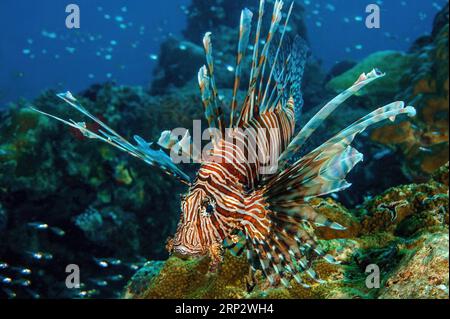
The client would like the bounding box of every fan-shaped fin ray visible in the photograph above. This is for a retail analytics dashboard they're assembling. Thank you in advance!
[279,68,386,164]
[30,92,191,184]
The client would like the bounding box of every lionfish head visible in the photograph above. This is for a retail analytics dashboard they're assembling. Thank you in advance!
[168,187,218,259]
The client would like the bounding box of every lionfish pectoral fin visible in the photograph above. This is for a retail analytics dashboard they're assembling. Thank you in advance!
[265,101,416,213]
[157,129,201,162]
[279,68,386,164]
[30,92,191,185]
[243,206,331,288]
[249,100,416,287]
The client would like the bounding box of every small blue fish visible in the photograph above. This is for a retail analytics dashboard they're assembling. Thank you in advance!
[11,266,32,275]
[93,257,109,268]
[13,278,31,287]
[77,289,100,298]
[26,251,53,261]
[27,222,49,230]
[90,279,108,287]
[105,258,122,266]
[0,275,12,284]
[50,226,66,236]
[106,274,124,281]
[126,263,140,271]
[2,288,16,299]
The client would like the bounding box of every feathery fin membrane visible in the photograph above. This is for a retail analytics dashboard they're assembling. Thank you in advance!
[265,35,309,120]
[259,1,295,113]
[250,100,415,286]
[279,68,386,164]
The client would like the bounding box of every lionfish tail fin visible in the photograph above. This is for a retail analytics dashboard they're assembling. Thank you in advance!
[30,91,191,184]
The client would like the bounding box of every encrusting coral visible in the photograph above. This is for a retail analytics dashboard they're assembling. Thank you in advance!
[378,231,449,299]
[124,250,251,299]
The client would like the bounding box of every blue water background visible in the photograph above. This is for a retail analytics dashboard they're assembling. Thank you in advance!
[0,0,447,107]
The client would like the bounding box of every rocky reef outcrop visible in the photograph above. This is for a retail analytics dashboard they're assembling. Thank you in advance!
[124,163,449,299]
[327,4,449,182]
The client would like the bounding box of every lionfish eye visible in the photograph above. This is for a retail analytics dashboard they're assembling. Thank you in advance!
[205,204,214,214]
[200,197,215,216]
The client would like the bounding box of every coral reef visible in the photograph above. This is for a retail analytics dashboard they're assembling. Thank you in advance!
[124,252,251,299]
[323,60,357,84]
[370,4,449,181]
[0,84,205,298]
[150,38,205,94]
[124,260,165,298]
[125,163,449,299]
[0,0,447,300]
[378,231,449,299]
[73,207,140,255]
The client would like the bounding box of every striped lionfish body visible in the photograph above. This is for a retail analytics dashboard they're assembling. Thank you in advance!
[33,0,416,288]
[169,98,297,262]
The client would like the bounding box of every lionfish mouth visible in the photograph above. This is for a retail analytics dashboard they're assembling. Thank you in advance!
[172,245,205,259]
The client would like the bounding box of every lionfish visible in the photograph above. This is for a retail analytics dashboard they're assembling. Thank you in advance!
[32,0,415,287]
